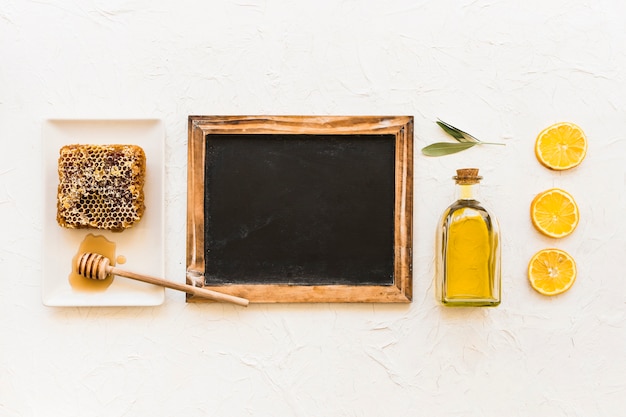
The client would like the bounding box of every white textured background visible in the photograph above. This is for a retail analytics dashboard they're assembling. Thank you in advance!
[2,0,626,416]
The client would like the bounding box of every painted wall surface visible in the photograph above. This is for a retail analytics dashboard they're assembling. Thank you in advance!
[2,1,626,415]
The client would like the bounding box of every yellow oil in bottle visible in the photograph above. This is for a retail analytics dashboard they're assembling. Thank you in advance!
[436,168,501,306]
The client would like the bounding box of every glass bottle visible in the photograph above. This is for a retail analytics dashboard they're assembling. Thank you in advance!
[435,168,501,306]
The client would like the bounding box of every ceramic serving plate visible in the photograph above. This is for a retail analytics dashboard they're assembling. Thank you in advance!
[42,119,165,306]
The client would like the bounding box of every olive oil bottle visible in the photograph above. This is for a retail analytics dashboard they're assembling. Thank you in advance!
[436,168,501,306]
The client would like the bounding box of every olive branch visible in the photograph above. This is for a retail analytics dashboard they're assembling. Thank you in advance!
[422,119,504,156]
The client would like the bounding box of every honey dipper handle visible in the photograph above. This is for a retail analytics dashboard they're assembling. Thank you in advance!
[108,266,249,307]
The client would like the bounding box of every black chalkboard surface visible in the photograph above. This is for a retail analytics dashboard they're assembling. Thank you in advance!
[187,116,413,303]
[204,134,395,286]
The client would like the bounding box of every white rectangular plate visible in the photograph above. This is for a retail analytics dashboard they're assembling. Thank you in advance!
[42,119,165,306]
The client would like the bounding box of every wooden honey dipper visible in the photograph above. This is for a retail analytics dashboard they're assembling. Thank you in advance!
[76,252,249,307]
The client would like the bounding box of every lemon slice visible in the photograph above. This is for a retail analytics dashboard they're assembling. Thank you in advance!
[535,122,587,170]
[528,248,577,295]
[530,188,579,238]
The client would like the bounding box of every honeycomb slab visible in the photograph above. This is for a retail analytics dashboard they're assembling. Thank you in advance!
[57,144,146,231]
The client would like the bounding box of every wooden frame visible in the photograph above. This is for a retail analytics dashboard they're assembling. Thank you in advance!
[186,115,413,303]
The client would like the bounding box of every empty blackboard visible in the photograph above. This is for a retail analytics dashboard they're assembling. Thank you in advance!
[187,116,413,303]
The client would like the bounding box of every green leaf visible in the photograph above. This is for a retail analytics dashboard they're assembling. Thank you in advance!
[436,120,479,143]
[421,142,477,156]
[422,119,505,156]
[436,120,465,141]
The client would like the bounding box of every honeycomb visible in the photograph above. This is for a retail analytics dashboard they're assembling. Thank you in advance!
[57,144,146,232]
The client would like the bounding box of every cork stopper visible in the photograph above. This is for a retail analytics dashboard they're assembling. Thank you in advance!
[453,168,482,185]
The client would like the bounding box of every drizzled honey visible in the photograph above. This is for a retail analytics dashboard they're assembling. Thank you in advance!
[68,234,122,291]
